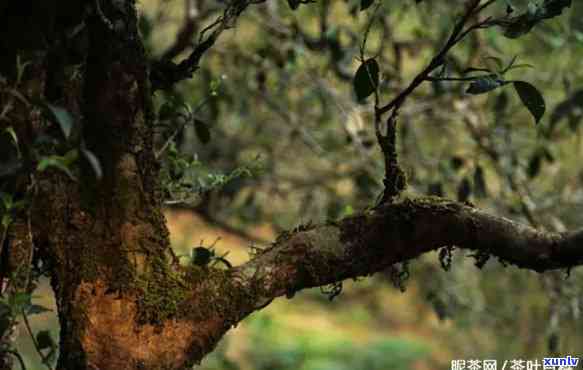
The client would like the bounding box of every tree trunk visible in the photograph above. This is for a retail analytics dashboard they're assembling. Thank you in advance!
[1,1,581,369]
[1,1,229,368]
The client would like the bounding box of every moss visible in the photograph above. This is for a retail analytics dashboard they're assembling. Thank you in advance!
[132,250,252,326]
[275,230,293,244]
[129,238,183,323]
[302,226,344,259]
[413,195,454,206]
[181,266,263,327]
[409,196,462,213]
[135,267,189,323]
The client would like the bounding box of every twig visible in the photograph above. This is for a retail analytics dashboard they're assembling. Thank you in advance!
[21,310,53,370]
[0,224,9,291]
[425,75,494,82]
[3,349,27,370]
[161,0,200,60]
[371,0,500,206]
[155,98,209,159]
[94,0,114,31]
[374,108,406,205]
[377,0,498,116]
[151,0,268,90]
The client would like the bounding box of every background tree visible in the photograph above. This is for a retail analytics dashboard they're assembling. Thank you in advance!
[0,0,580,369]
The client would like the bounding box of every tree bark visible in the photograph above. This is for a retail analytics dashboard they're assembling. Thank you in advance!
[0,1,581,370]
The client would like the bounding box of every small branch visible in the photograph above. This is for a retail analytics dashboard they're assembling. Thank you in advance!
[374,109,406,205]
[425,75,492,82]
[155,98,209,159]
[160,0,200,61]
[0,225,9,286]
[377,0,497,116]
[93,0,114,31]
[3,349,27,370]
[370,1,501,205]
[357,3,405,205]
[151,0,267,90]
[21,310,53,370]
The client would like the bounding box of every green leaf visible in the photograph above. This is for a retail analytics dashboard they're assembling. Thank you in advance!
[0,192,13,210]
[287,0,301,10]
[46,104,74,140]
[1,214,11,228]
[62,149,79,166]
[194,119,211,144]
[513,81,545,124]
[192,247,212,266]
[501,0,572,39]
[10,292,31,311]
[4,127,18,147]
[466,77,506,95]
[450,156,464,171]
[81,148,103,180]
[341,204,354,217]
[138,14,153,40]
[37,152,78,181]
[361,0,375,11]
[505,63,534,72]
[353,58,379,101]
[11,200,26,210]
[27,304,52,315]
[36,330,56,351]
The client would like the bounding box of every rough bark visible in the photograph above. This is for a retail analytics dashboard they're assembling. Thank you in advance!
[0,1,581,370]
[42,196,583,369]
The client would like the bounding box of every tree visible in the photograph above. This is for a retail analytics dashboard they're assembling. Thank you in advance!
[0,0,578,369]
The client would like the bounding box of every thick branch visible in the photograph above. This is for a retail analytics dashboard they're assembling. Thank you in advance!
[234,198,583,305]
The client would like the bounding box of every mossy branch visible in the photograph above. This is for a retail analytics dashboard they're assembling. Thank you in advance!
[234,198,583,307]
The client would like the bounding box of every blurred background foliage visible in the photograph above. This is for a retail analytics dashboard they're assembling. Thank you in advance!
[13,0,583,368]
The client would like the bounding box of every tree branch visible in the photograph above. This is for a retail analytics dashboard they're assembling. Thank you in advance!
[234,198,583,307]
[150,0,267,90]
[377,0,495,116]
